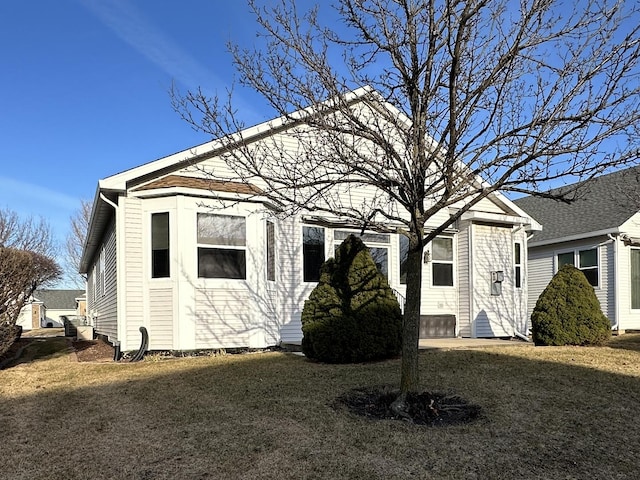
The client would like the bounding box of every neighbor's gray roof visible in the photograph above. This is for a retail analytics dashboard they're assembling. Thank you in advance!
[33,289,85,310]
[514,166,640,244]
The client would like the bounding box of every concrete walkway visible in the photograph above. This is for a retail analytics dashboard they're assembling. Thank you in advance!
[419,337,532,350]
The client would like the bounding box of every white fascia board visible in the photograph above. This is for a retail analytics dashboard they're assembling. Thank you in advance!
[461,210,536,227]
[528,227,621,248]
[490,191,543,231]
[130,187,269,204]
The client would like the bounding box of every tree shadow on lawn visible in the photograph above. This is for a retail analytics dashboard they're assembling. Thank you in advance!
[1,346,639,479]
[607,333,640,353]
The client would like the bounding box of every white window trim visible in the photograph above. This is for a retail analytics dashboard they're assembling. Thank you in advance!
[514,242,523,289]
[302,225,326,283]
[630,247,640,310]
[266,220,276,283]
[196,212,247,280]
[150,211,171,280]
[430,235,455,288]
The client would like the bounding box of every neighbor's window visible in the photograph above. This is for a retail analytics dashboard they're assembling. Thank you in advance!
[152,212,170,278]
[631,249,640,309]
[432,236,454,286]
[556,248,598,287]
[303,226,325,282]
[266,221,275,282]
[197,213,246,279]
[514,243,522,288]
[399,235,409,285]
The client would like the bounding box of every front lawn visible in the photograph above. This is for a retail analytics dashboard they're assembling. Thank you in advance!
[1,337,639,479]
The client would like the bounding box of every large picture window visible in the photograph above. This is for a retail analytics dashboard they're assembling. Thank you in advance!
[151,212,170,278]
[632,249,640,309]
[303,226,325,282]
[556,247,598,287]
[197,213,246,279]
[432,236,454,286]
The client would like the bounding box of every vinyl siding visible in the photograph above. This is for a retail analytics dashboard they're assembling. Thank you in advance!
[527,236,614,324]
[195,288,252,348]
[457,223,472,336]
[471,224,514,337]
[148,288,174,349]
[616,214,640,329]
[123,198,145,350]
[92,220,118,342]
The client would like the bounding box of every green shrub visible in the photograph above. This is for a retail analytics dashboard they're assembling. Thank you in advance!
[301,234,402,363]
[531,264,611,346]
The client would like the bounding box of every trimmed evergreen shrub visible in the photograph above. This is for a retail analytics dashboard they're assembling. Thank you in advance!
[301,234,402,363]
[531,264,611,346]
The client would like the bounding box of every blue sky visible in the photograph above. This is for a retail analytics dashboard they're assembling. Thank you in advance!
[0,0,273,281]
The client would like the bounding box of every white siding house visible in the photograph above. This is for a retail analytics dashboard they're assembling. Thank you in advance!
[515,166,640,332]
[80,88,540,352]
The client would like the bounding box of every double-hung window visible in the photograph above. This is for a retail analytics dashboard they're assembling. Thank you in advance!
[432,236,454,287]
[514,243,522,288]
[197,213,246,279]
[303,226,325,282]
[557,247,598,287]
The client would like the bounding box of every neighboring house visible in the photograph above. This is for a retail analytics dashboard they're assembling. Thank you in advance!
[514,166,640,333]
[79,88,540,352]
[16,290,86,330]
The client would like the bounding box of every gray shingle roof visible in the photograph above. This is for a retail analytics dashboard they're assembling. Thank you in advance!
[513,166,640,244]
[33,289,85,310]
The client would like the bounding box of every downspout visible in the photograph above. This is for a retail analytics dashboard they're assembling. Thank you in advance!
[99,192,121,355]
[511,225,530,342]
[607,234,620,332]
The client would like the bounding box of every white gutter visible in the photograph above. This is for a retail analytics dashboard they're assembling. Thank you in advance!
[529,227,620,248]
[98,192,123,350]
[607,233,620,332]
[511,225,531,342]
[99,192,118,210]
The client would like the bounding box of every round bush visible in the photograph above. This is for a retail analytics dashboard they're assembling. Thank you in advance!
[301,234,402,363]
[531,264,611,346]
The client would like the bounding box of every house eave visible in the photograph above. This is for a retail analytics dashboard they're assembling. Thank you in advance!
[528,227,621,248]
[461,211,539,229]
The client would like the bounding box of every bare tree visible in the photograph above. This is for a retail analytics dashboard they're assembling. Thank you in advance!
[173,0,640,411]
[0,207,56,258]
[64,199,92,288]
[0,208,61,355]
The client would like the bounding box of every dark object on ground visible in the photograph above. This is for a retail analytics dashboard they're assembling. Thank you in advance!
[302,235,402,363]
[333,385,482,426]
[130,326,148,362]
[531,264,611,346]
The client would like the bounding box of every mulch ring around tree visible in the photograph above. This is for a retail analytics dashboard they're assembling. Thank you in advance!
[332,385,482,427]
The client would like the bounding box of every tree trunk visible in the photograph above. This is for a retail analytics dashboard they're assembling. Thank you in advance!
[392,238,424,414]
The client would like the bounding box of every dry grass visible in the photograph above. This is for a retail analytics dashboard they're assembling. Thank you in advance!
[1,337,640,479]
